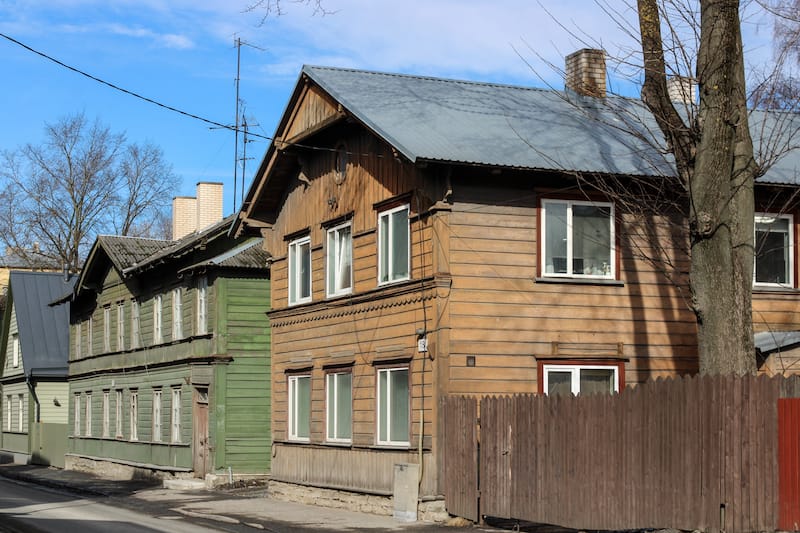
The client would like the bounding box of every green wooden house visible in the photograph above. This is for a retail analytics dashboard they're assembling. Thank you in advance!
[59,216,271,482]
[0,271,75,467]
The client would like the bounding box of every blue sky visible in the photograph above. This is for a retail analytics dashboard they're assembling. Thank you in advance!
[0,1,777,218]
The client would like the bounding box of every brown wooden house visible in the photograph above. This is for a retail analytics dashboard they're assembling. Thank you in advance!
[234,50,800,518]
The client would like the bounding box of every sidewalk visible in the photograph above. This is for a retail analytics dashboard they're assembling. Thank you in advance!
[0,463,478,532]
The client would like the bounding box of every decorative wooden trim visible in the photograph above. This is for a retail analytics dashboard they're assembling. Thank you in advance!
[321,212,354,229]
[373,192,413,212]
[284,227,311,242]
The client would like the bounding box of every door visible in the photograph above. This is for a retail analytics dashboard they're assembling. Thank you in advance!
[192,387,210,478]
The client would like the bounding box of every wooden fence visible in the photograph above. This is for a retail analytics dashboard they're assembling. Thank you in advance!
[442,375,800,532]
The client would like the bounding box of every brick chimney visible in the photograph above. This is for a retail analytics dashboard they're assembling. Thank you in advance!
[565,48,607,98]
[172,182,224,240]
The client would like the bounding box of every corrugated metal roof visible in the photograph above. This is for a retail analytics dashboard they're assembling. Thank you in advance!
[8,271,76,377]
[302,66,800,184]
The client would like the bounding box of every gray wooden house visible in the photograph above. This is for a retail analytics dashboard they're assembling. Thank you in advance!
[0,271,75,467]
[59,216,271,482]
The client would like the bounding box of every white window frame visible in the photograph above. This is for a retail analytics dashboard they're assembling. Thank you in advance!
[288,374,311,442]
[196,276,208,335]
[5,394,11,432]
[115,389,123,438]
[17,393,23,433]
[84,392,92,437]
[171,388,181,443]
[73,393,81,436]
[153,389,162,442]
[131,300,140,350]
[87,317,93,356]
[754,213,794,288]
[74,322,81,358]
[172,288,183,340]
[326,222,353,298]
[11,333,19,368]
[542,364,621,396]
[376,366,410,446]
[102,391,110,438]
[129,390,138,441]
[540,199,616,279]
[103,306,111,352]
[288,236,312,305]
[116,302,125,351]
[378,204,411,285]
[325,370,352,443]
[153,295,163,344]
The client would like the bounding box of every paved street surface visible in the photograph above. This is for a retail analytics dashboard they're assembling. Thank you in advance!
[0,463,483,532]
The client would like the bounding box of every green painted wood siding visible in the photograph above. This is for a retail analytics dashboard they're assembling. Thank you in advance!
[216,275,271,473]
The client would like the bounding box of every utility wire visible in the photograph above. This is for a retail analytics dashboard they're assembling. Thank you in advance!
[0,32,271,140]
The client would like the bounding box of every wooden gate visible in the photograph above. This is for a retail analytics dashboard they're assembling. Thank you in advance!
[441,396,479,522]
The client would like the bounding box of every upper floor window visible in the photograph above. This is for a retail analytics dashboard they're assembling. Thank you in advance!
[116,303,125,352]
[755,213,794,287]
[542,363,620,396]
[378,205,410,285]
[153,295,163,344]
[172,288,183,340]
[103,306,111,352]
[131,300,140,350]
[288,236,312,305]
[74,322,81,358]
[288,374,311,441]
[327,222,353,297]
[196,276,208,335]
[11,333,19,368]
[87,317,93,356]
[541,199,615,279]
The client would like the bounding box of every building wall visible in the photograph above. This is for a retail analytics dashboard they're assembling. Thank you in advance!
[36,381,69,424]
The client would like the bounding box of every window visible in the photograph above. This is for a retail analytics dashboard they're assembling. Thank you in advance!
[17,394,24,432]
[102,391,110,438]
[73,393,81,436]
[131,300,140,350]
[288,375,311,441]
[74,322,81,358]
[326,371,352,442]
[153,295,163,344]
[542,364,620,396]
[378,205,410,284]
[11,333,19,368]
[84,392,92,436]
[196,276,208,335]
[116,302,125,351]
[171,388,181,443]
[103,306,111,352]
[129,390,138,441]
[172,288,183,340]
[115,390,123,438]
[541,199,615,279]
[327,222,353,297]
[755,213,794,287]
[5,394,11,432]
[152,389,162,442]
[87,317,93,356]
[288,237,312,305]
[376,366,409,446]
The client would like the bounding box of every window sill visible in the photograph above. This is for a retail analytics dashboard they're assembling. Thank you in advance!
[753,285,800,294]
[535,276,624,287]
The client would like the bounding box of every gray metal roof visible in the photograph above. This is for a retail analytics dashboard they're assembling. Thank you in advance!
[302,65,800,184]
[178,238,269,274]
[754,330,800,354]
[7,271,76,378]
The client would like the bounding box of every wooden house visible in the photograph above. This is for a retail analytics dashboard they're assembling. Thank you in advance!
[0,271,75,467]
[60,216,271,483]
[233,52,800,517]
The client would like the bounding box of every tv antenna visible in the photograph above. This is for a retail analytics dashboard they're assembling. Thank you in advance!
[232,36,265,213]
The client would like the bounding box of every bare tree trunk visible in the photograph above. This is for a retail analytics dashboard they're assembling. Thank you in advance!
[639,0,757,375]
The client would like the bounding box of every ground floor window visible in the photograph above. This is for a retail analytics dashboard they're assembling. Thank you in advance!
[129,390,138,441]
[17,394,24,433]
[376,366,409,446]
[542,363,621,396]
[73,393,80,436]
[84,392,92,436]
[5,394,11,432]
[153,389,162,442]
[288,374,311,441]
[171,388,181,443]
[326,370,352,443]
[115,389,123,438]
[102,391,110,438]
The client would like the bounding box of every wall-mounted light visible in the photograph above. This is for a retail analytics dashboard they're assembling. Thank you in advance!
[53,398,61,407]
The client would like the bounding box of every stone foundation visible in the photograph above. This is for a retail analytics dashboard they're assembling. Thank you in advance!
[267,480,450,523]
[65,454,193,482]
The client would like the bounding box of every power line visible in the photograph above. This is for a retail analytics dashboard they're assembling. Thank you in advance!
[0,32,271,140]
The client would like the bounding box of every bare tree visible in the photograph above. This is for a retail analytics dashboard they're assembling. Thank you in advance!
[243,0,333,24]
[0,113,179,271]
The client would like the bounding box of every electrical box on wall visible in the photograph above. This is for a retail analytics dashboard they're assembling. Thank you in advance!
[417,337,428,353]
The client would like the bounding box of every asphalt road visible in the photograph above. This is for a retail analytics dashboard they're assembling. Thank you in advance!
[0,476,220,533]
